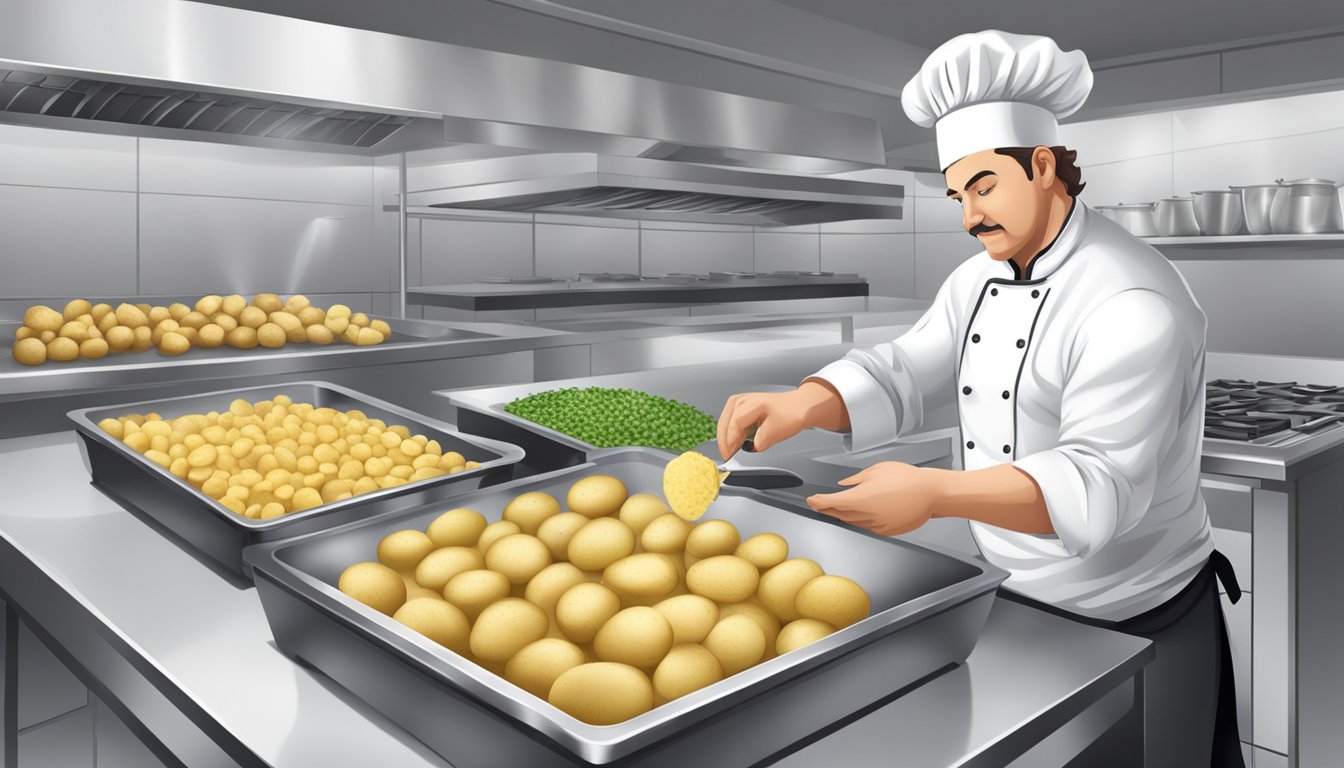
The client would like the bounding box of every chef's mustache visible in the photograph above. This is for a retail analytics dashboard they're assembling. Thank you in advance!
[968,223,1005,237]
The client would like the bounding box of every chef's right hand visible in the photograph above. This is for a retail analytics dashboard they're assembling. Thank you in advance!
[717,380,849,460]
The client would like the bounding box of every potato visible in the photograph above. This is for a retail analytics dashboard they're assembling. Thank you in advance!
[377,529,435,573]
[269,311,306,343]
[324,315,350,335]
[402,575,443,602]
[549,662,653,725]
[12,338,46,365]
[477,520,522,554]
[130,326,153,352]
[146,306,171,326]
[505,638,586,700]
[251,293,284,313]
[238,306,267,330]
[158,332,191,357]
[225,326,258,349]
[568,517,636,571]
[297,306,326,327]
[62,299,93,322]
[256,322,286,348]
[90,303,114,323]
[354,327,383,346]
[795,575,870,630]
[338,561,407,616]
[149,319,179,345]
[524,563,589,617]
[349,311,371,328]
[469,598,548,664]
[758,559,824,622]
[195,295,224,316]
[719,601,782,660]
[654,644,723,701]
[24,305,64,333]
[619,493,671,535]
[96,312,119,334]
[603,553,679,604]
[443,569,511,622]
[485,533,552,586]
[686,519,741,560]
[567,475,628,518]
[57,321,88,342]
[686,556,758,604]
[167,302,191,321]
[536,511,589,561]
[641,513,692,554]
[283,294,311,313]
[179,310,209,330]
[503,491,561,535]
[393,598,469,656]
[426,508,489,548]
[703,615,766,676]
[342,325,361,345]
[212,313,239,332]
[735,533,789,570]
[305,324,334,345]
[593,607,674,670]
[46,337,79,362]
[79,338,109,360]
[195,324,225,348]
[115,303,149,329]
[371,319,392,338]
[415,546,485,591]
[556,582,622,644]
[653,594,720,646]
[776,618,835,655]
[327,303,353,320]
[38,330,55,344]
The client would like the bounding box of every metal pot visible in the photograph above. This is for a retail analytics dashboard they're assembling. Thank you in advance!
[1231,183,1280,235]
[1155,197,1200,237]
[1190,190,1245,235]
[1095,202,1158,237]
[1270,178,1343,234]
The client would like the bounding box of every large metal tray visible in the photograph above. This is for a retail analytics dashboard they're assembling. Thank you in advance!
[69,381,525,581]
[245,447,1007,767]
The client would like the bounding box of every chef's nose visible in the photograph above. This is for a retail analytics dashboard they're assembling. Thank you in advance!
[962,198,985,230]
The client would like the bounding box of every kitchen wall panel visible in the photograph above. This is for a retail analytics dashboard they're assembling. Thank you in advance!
[754,230,820,273]
[419,218,533,284]
[1084,54,1221,113]
[0,124,136,191]
[534,222,640,276]
[1172,127,1344,193]
[1058,112,1174,166]
[911,171,947,198]
[639,226,754,276]
[819,219,909,234]
[138,195,377,295]
[913,233,979,300]
[1221,35,1344,95]
[94,696,169,768]
[1076,154,1175,208]
[139,140,373,206]
[913,194,962,233]
[1172,89,1344,151]
[821,233,913,298]
[0,186,138,300]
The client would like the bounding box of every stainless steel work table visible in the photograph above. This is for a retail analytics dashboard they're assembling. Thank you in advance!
[0,430,1151,768]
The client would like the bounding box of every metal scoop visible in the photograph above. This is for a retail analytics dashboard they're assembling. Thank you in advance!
[718,427,803,490]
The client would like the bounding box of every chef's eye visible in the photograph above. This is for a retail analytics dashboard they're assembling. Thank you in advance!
[977,186,994,197]
[951,196,963,205]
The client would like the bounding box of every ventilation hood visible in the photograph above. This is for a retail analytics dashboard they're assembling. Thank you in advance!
[0,0,889,172]
[405,153,903,227]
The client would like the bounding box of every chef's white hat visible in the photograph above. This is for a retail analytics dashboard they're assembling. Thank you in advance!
[902,30,1093,170]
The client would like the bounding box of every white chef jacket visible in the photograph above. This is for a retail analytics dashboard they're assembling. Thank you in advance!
[810,201,1213,621]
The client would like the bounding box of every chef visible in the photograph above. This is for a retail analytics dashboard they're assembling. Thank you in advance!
[718,30,1243,767]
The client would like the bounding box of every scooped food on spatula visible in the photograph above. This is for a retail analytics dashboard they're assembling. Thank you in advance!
[662,451,730,521]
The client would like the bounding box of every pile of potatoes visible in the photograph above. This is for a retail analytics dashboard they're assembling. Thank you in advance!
[337,474,872,726]
[11,294,390,366]
[99,395,482,520]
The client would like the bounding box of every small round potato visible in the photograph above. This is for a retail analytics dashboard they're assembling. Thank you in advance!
[225,326,258,349]
[426,508,489,548]
[393,598,469,656]
[469,598,549,664]
[653,594,720,645]
[795,575,870,630]
[443,569,511,622]
[686,556,759,604]
[251,293,284,313]
[524,562,589,617]
[685,519,741,559]
[105,325,135,351]
[502,491,561,535]
[179,310,209,330]
[477,520,522,554]
[305,324,334,345]
[79,337,109,359]
[504,638,586,700]
[618,493,671,535]
[653,643,723,701]
[338,561,407,616]
[567,517,636,571]
[776,618,836,656]
[377,529,435,573]
[256,322,286,348]
[719,601,782,660]
[641,513,692,554]
[567,475,628,518]
[549,662,653,725]
[195,295,224,316]
[195,324,225,348]
[62,299,93,322]
[402,575,444,603]
[415,546,485,591]
[12,338,46,365]
[238,306,268,329]
[485,533,552,586]
[593,607,674,670]
[158,331,191,357]
[46,337,79,362]
[735,533,789,570]
[757,559,824,622]
[25,306,65,333]
[283,294,312,313]
[703,615,766,676]
[556,582,622,644]
[115,303,150,328]
[603,553,679,604]
[536,512,589,562]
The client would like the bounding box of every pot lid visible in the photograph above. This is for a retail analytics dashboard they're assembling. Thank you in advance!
[1096,202,1156,209]
[1229,183,1281,189]
[1160,196,1194,201]
[1277,178,1338,187]
[1190,189,1241,195]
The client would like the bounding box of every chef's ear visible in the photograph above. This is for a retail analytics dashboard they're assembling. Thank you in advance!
[1033,146,1057,189]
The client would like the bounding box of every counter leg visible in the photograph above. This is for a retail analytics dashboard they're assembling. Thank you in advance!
[2,601,16,768]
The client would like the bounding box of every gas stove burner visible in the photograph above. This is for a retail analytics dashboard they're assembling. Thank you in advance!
[1204,379,1344,444]
[579,272,644,283]
[478,276,568,284]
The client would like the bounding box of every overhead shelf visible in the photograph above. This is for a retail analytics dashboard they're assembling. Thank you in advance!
[1144,233,1344,258]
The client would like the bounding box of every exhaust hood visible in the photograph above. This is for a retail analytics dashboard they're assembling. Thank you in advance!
[406,154,903,227]
[0,0,890,172]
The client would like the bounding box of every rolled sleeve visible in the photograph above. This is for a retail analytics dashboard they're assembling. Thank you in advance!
[807,359,900,453]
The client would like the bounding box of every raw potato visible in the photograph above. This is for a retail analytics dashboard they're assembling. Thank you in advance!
[150,319,180,345]
[686,519,741,559]
[58,321,89,342]
[12,338,46,365]
[195,324,225,348]
[549,662,654,726]
[283,294,311,313]
[147,306,171,326]
[477,520,522,554]
[524,562,589,618]
[393,598,469,656]
[757,559,824,622]
[686,556,759,604]
[79,338,109,360]
[195,295,224,316]
[103,325,133,351]
[556,582,622,644]
[567,517,635,571]
[654,644,723,701]
[415,546,485,591]
[735,533,789,570]
[338,561,407,616]
[641,513,692,554]
[653,594,720,645]
[179,311,209,330]
[305,324,334,345]
[427,508,489,548]
[776,618,836,656]
[298,306,326,326]
[115,303,149,328]
[62,299,93,322]
[377,529,435,573]
[603,553,679,604]
[719,601,781,660]
[226,326,258,349]
[443,569,511,622]
[618,493,671,535]
[484,533,552,586]
[593,606,674,669]
[251,293,284,313]
[256,322,286,348]
[158,332,191,357]
[567,475,628,518]
[536,512,589,561]
[131,326,153,352]
[469,598,548,664]
[505,638,586,700]
[703,614,766,676]
[402,576,442,603]
[795,575,870,629]
[220,294,247,317]
[46,337,79,362]
[502,491,561,535]
[238,306,267,329]
[24,306,64,333]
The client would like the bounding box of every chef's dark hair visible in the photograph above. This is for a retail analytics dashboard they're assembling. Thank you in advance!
[994,146,1086,197]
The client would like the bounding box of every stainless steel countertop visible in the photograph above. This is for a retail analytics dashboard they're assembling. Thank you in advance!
[0,429,1149,768]
[408,276,869,311]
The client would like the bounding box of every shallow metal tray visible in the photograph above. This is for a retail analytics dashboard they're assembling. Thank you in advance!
[246,447,1007,767]
[69,381,525,582]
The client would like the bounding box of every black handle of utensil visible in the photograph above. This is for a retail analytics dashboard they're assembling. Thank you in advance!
[721,467,803,490]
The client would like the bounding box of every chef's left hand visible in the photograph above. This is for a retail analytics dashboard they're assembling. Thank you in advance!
[807,462,937,536]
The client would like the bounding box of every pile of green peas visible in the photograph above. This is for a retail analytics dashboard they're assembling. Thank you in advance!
[504,387,716,453]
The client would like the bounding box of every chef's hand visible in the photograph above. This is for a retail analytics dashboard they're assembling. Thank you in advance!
[717,380,849,460]
[807,462,936,536]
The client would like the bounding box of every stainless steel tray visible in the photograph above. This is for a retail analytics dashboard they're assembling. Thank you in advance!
[69,381,525,582]
[246,447,1006,767]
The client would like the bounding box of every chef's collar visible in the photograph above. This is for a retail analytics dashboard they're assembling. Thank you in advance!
[1002,198,1084,282]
